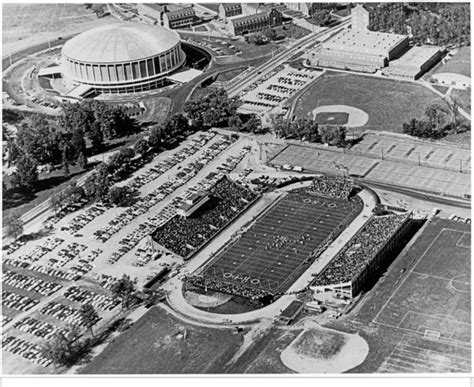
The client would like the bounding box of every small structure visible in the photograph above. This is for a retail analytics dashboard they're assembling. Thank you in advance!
[278,300,305,324]
[163,7,195,29]
[229,8,282,36]
[176,192,210,218]
[218,3,242,19]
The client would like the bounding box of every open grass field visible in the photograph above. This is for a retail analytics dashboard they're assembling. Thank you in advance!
[2,3,116,55]
[293,72,442,133]
[433,47,471,78]
[315,112,349,126]
[343,217,471,373]
[374,224,471,343]
[200,189,361,295]
[198,3,220,13]
[452,87,471,114]
[80,306,243,374]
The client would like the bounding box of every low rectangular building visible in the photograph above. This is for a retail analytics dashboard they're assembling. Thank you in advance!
[163,7,195,29]
[382,45,443,80]
[309,28,409,73]
[230,8,282,36]
[278,300,305,324]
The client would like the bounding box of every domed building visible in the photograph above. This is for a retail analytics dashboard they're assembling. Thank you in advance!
[61,23,185,94]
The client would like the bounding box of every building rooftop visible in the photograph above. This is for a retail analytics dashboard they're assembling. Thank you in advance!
[62,23,180,63]
[231,11,271,25]
[389,45,442,68]
[323,28,408,57]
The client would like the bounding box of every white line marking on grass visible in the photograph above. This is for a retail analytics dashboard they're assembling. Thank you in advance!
[411,271,471,284]
[373,228,463,324]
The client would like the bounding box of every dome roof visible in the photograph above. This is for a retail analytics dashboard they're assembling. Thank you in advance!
[62,23,180,64]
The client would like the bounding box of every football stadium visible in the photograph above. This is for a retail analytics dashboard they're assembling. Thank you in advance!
[186,177,365,301]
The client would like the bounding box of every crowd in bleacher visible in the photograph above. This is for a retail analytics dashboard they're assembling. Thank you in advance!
[312,214,408,287]
[185,275,272,301]
[152,177,257,258]
[309,176,353,200]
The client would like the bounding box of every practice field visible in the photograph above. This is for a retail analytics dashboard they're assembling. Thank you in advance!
[200,189,361,294]
[432,47,471,78]
[293,72,441,133]
[81,306,243,374]
[314,112,349,126]
[372,218,471,372]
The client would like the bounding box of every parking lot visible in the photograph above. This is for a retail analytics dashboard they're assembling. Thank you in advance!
[2,131,259,373]
[239,66,323,113]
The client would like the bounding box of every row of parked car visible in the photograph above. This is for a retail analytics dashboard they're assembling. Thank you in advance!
[64,286,119,311]
[13,317,67,341]
[3,335,52,367]
[46,242,87,269]
[15,237,64,265]
[39,301,95,327]
[3,270,62,297]
[3,292,39,312]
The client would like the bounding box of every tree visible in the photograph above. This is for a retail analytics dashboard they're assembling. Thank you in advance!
[80,304,99,336]
[50,192,65,214]
[77,152,87,170]
[107,185,133,206]
[312,9,332,26]
[83,163,111,201]
[425,103,447,131]
[134,138,149,155]
[111,275,137,310]
[5,213,23,240]
[148,125,166,149]
[12,154,38,190]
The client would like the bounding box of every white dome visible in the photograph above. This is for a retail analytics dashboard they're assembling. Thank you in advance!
[62,22,181,64]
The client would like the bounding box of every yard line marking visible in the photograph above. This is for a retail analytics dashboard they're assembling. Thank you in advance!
[411,271,471,285]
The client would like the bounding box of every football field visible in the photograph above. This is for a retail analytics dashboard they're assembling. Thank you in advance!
[200,189,361,294]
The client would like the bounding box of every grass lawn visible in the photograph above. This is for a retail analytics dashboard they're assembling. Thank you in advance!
[227,327,301,373]
[139,96,172,125]
[431,84,450,95]
[216,67,248,82]
[452,87,471,114]
[80,306,244,374]
[293,71,443,132]
[433,47,471,78]
[315,112,349,125]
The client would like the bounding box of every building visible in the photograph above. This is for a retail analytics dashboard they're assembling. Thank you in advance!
[163,7,195,29]
[176,193,210,218]
[136,3,165,24]
[382,45,443,80]
[352,3,404,32]
[311,214,412,299]
[308,28,409,73]
[284,3,334,17]
[61,23,185,95]
[230,8,283,36]
[278,300,305,324]
[218,3,242,19]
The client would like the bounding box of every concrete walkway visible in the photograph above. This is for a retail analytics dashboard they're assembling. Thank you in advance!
[165,186,377,324]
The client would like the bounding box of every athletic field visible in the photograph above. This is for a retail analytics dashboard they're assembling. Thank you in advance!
[200,189,361,294]
[373,218,471,373]
[293,72,441,133]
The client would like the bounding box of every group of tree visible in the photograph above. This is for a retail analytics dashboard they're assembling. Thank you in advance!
[41,304,99,369]
[4,212,24,240]
[8,101,138,192]
[273,117,347,147]
[60,100,138,153]
[311,9,333,26]
[229,113,267,134]
[148,113,190,149]
[111,275,138,310]
[402,100,469,139]
[50,182,87,215]
[183,88,238,129]
[369,3,470,47]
